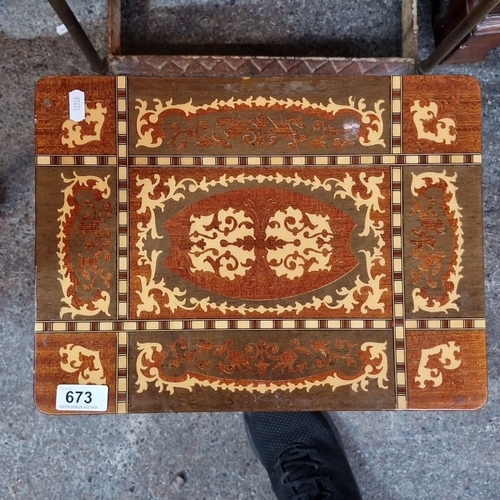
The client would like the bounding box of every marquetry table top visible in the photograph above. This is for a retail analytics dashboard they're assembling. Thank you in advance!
[34,75,487,414]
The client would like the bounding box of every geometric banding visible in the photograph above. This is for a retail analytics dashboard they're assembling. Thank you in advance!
[405,318,486,329]
[35,318,396,333]
[391,166,407,409]
[117,331,128,413]
[391,76,402,154]
[117,76,129,319]
[36,155,117,166]
[127,153,482,167]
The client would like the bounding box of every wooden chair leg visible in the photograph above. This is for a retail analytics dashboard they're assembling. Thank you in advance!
[47,0,107,74]
[417,0,500,73]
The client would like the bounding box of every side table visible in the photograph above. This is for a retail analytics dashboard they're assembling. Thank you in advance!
[34,75,487,414]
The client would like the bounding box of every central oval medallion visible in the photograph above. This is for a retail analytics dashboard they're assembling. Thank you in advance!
[165,188,358,300]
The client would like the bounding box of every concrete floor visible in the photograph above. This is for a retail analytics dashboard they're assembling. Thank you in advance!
[0,1,499,499]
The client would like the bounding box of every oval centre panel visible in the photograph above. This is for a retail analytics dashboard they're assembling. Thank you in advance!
[165,188,358,300]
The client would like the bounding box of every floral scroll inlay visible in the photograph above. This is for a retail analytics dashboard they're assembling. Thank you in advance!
[61,101,108,148]
[60,344,107,385]
[266,208,336,280]
[133,171,389,316]
[415,341,462,389]
[410,100,457,145]
[134,95,386,151]
[410,171,463,313]
[167,187,358,300]
[135,339,389,395]
[188,207,256,280]
[57,172,112,318]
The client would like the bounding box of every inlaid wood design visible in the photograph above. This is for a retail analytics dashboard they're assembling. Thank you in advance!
[166,188,359,298]
[35,333,117,414]
[128,167,392,319]
[403,166,484,318]
[61,102,108,149]
[35,76,117,155]
[133,94,387,152]
[402,76,481,154]
[34,76,486,413]
[414,341,462,389]
[410,101,457,145]
[128,330,396,412]
[57,172,114,319]
[36,167,117,321]
[408,171,463,314]
[60,344,108,384]
[135,334,389,395]
[128,77,392,155]
[406,330,487,409]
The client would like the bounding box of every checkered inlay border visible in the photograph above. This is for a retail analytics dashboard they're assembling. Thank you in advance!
[392,165,406,409]
[36,155,117,166]
[117,76,128,320]
[127,154,481,167]
[391,76,402,154]
[405,319,486,330]
[35,319,395,333]
[117,331,128,414]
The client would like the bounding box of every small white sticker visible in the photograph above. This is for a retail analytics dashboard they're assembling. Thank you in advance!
[69,89,85,122]
[56,24,68,35]
[56,384,108,412]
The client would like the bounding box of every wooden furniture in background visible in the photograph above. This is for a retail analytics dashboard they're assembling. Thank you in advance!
[34,75,487,414]
[45,0,500,76]
[106,0,418,76]
[434,0,500,64]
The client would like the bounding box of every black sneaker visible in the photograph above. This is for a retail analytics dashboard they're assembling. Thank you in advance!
[244,412,362,500]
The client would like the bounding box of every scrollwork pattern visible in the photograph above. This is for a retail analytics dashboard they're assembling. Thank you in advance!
[57,172,112,318]
[133,171,389,316]
[135,95,386,150]
[135,340,389,395]
[410,171,463,313]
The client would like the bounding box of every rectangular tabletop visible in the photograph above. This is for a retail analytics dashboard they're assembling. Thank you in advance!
[34,75,487,414]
